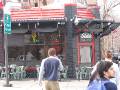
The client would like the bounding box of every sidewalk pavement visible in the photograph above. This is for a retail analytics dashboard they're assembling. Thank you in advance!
[0,79,89,90]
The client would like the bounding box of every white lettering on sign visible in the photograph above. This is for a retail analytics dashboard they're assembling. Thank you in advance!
[80,33,92,39]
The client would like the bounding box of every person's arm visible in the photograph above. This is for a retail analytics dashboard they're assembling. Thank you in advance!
[38,59,45,85]
[91,62,99,75]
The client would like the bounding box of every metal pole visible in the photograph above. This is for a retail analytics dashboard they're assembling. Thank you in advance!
[3,0,12,87]
[4,34,12,87]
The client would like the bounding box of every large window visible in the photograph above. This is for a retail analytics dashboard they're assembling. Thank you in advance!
[24,31,64,45]
[80,46,92,63]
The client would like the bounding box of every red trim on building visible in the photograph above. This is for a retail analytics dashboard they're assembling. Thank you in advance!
[91,33,95,65]
[76,34,80,65]
[0,2,3,9]
[64,3,77,6]
[77,33,95,66]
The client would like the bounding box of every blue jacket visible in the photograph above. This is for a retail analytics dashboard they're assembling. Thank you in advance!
[39,56,63,81]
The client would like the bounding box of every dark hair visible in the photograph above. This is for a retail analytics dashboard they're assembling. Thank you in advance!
[89,70,98,84]
[88,61,113,85]
[97,61,113,78]
[48,48,56,56]
[88,60,113,85]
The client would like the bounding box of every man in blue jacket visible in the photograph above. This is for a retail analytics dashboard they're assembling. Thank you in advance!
[38,48,63,90]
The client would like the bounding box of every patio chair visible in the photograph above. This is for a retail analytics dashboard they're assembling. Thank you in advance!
[9,67,16,80]
[15,66,22,80]
[20,66,26,79]
[86,67,93,80]
[9,64,17,80]
[1,67,6,78]
[36,65,40,78]
[60,65,68,79]
[79,66,88,80]
[75,66,80,80]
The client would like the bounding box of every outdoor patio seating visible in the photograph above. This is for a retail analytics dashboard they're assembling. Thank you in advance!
[79,66,88,80]
[14,66,24,80]
[1,67,6,78]
[0,66,16,79]
[9,64,17,80]
[75,66,80,80]
[25,66,37,78]
[60,65,68,79]
[20,66,26,79]
[36,65,40,78]
[9,67,16,80]
[86,66,93,79]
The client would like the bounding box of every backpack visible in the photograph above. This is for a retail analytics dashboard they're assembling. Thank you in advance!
[87,79,109,90]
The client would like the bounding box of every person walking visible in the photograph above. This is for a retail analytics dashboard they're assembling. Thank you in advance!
[91,50,120,89]
[38,48,63,90]
[87,61,117,90]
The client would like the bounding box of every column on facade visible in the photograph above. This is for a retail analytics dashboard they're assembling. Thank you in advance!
[64,4,77,78]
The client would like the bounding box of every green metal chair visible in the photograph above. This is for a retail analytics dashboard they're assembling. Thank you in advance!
[36,65,40,78]
[15,66,22,80]
[75,66,80,80]
[86,67,93,80]
[1,67,6,78]
[9,64,17,80]
[79,66,88,80]
[9,67,16,80]
[61,65,68,79]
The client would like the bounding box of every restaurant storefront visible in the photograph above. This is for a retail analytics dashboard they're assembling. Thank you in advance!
[8,4,99,78]
[8,21,66,66]
[0,1,120,78]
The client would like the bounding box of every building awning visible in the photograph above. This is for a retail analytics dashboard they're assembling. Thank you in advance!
[11,7,95,22]
[12,20,65,33]
[11,8,65,22]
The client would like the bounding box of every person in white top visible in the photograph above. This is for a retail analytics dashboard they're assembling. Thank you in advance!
[91,50,120,89]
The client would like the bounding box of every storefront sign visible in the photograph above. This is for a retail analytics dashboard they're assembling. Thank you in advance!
[80,32,92,42]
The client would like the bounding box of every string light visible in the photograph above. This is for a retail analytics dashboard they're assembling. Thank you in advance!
[18,23,21,27]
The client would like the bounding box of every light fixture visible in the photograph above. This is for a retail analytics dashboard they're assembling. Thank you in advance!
[58,22,60,24]
[18,23,21,27]
[37,22,39,26]
[108,22,111,25]
[35,24,37,29]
